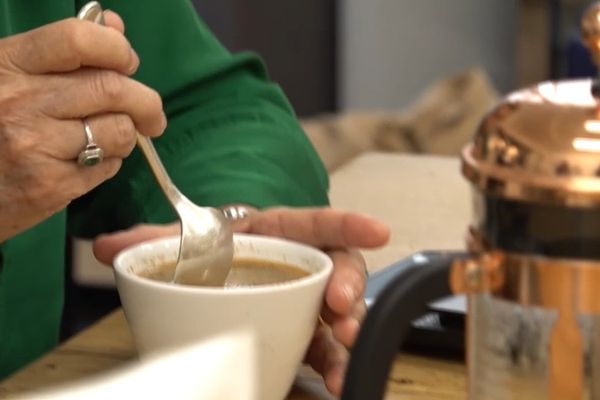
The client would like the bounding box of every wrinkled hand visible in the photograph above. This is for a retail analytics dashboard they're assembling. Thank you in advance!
[0,11,165,241]
[94,207,390,396]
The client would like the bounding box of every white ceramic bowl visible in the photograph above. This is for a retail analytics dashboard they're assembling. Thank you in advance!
[114,233,333,400]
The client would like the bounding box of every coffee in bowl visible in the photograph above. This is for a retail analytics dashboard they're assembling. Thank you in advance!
[139,258,309,287]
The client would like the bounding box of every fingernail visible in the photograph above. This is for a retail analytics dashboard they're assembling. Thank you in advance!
[128,48,140,75]
[160,111,168,132]
[342,284,356,303]
[375,221,391,238]
[347,319,360,344]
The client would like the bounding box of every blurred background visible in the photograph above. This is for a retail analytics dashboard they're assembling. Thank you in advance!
[61,0,600,340]
[194,0,595,116]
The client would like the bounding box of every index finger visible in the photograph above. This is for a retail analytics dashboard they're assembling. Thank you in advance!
[103,10,125,34]
[3,18,136,75]
[249,207,390,249]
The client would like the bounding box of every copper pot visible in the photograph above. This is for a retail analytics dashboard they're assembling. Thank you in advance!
[343,3,600,399]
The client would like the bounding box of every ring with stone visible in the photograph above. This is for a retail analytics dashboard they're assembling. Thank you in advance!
[77,119,104,167]
[220,205,253,221]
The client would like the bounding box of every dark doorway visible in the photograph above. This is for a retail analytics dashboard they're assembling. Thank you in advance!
[192,0,337,117]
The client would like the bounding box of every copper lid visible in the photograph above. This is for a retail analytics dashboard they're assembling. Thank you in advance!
[461,3,600,208]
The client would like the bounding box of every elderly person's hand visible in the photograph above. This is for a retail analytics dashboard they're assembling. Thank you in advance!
[0,11,165,242]
[94,206,390,396]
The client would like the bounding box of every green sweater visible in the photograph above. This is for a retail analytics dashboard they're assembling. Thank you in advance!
[0,0,328,379]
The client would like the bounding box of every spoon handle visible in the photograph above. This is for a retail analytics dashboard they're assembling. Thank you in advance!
[136,135,183,206]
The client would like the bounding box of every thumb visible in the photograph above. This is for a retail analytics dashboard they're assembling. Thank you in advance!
[93,223,179,265]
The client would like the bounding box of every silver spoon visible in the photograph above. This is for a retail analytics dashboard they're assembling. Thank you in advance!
[78,1,233,286]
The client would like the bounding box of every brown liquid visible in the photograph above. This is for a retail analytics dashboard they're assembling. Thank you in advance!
[139,258,309,287]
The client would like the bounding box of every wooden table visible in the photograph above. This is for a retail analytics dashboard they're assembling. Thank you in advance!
[0,153,471,399]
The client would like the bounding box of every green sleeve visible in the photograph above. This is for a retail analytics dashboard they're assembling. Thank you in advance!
[68,0,329,238]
